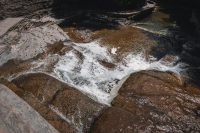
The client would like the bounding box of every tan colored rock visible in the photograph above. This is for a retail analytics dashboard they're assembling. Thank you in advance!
[101,26,156,56]
[12,73,105,132]
[63,27,92,43]
[0,59,32,79]
[13,73,64,103]
[91,107,139,133]
[22,92,77,133]
[64,26,159,63]
[1,78,76,133]
[0,78,24,96]
[51,89,105,132]
[92,71,200,133]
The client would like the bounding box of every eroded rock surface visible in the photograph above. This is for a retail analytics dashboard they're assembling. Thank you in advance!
[0,0,53,19]
[0,17,23,36]
[0,84,59,133]
[0,22,68,66]
[92,71,200,133]
[10,73,105,133]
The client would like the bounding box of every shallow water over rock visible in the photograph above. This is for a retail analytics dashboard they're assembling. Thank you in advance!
[54,40,184,105]
[0,3,200,132]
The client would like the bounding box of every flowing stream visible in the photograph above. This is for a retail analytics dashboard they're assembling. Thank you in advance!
[51,8,186,105]
[53,41,184,105]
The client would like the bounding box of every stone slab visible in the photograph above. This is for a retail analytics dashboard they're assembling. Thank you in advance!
[0,18,23,37]
[0,84,59,133]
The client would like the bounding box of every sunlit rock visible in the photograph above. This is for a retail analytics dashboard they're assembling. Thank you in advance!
[92,71,200,133]
[0,84,59,133]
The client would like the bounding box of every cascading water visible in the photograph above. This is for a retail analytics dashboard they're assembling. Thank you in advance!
[54,41,184,105]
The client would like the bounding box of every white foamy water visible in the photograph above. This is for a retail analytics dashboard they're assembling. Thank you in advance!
[54,41,184,105]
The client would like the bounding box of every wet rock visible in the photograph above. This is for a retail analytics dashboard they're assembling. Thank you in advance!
[91,107,141,133]
[12,73,105,132]
[0,17,23,36]
[22,92,77,133]
[106,1,155,20]
[0,59,33,79]
[12,24,67,60]
[0,78,24,97]
[159,55,179,65]
[12,73,65,104]
[92,70,200,133]
[0,42,67,79]
[0,77,76,132]
[0,41,71,79]
[0,0,53,19]
[0,84,59,133]
[98,60,116,69]
[92,96,182,133]
[0,22,69,66]
[51,89,105,132]
[63,27,92,43]
[90,26,157,61]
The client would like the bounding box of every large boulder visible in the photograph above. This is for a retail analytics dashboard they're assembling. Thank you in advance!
[11,73,106,132]
[92,71,200,133]
[0,84,59,133]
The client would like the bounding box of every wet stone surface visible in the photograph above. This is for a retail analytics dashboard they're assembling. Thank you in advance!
[92,71,200,133]
[0,84,59,133]
[0,5,200,133]
[11,73,105,133]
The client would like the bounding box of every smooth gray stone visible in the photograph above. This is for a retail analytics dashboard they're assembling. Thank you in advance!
[0,18,23,37]
[0,84,59,133]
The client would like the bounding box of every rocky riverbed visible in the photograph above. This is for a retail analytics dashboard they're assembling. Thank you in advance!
[1,1,200,133]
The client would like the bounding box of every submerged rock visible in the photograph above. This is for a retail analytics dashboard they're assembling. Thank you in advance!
[92,26,156,58]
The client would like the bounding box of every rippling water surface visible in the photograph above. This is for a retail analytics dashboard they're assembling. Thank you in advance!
[54,41,184,105]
